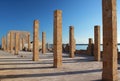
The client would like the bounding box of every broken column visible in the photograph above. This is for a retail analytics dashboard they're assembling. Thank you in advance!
[28,33,30,51]
[69,26,75,58]
[42,32,46,54]
[94,25,100,61]
[33,20,39,61]
[102,0,118,81]
[15,33,19,55]
[53,10,62,68]
[87,38,94,55]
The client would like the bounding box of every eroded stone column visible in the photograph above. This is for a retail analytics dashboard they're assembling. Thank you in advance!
[53,10,62,68]
[7,33,10,52]
[15,33,19,55]
[102,0,118,81]
[2,37,4,50]
[18,34,20,51]
[69,26,74,58]
[28,33,30,51]
[10,32,13,53]
[42,32,46,54]
[33,20,39,61]
[87,38,94,55]
[22,38,24,50]
[94,25,100,61]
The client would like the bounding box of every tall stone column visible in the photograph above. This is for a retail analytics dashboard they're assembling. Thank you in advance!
[28,33,30,51]
[15,33,19,55]
[22,38,24,50]
[33,20,39,61]
[53,10,62,68]
[42,32,46,54]
[94,25,100,61]
[4,37,7,51]
[102,0,118,81]
[10,32,13,53]
[7,33,10,52]
[2,37,4,50]
[69,26,74,58]
[18,34,20,51]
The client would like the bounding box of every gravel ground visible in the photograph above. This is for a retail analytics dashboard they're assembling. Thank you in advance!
[0,50,120,81]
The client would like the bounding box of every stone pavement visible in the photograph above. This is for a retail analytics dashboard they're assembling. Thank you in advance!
[0,50,120,81]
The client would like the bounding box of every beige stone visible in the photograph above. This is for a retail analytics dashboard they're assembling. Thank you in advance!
[69,26,75,58]
[42,32,46,54]
[10,32,13,53]
[53,10,62,68]
[102,0,118,81]
[22,38,24,50]
[2,37,4,50]
[15,33,19,55]
[94,25,100,61]
[7,33,10,52]
[28,33,30,51]
[33,20,39,61]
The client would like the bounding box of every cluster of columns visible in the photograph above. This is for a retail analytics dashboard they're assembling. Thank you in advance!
[0,0,118,80]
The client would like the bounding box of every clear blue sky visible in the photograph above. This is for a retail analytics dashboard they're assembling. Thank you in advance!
[0,0,120,44]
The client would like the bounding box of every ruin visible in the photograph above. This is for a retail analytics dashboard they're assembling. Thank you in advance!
[87,38,94,55]
[42,32,46,54]
[15,33,19,55]
[94,25,100,61]
[53,10,62,68]
[69,26,75,58]
[28,33,30,51]
[33,20,39,61]
[102,0,118,81]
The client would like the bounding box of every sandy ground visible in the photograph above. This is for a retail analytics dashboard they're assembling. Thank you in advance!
[0,50,120,81]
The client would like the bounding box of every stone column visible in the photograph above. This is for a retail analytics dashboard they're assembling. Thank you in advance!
[94,25,100,61]
[42,32,46,54]
[33,20,39,61]
[53,10,62,68]
[2,37,4,50]
[28,33,30,51]
[10,32,13,53]
[69,26,74,58]
[87,38,94,55]
[7,33,10,52]
[15,33,19,55]
[22,38,24,50]
[4,37,7,51]
[18,34,20,51]
[102,0,118,81]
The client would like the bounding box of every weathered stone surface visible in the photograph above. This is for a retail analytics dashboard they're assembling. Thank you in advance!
[94,25,100,61]
[15,33,19,55]
[102,0,118,81]
[69,26,75,58]
[10,32,13,53]
[28,33,30,51]
[42,32,46,54]
[53,10,62,68]
[33,20,39,61]
[22,38,24,50]
[7,33,10,52]
[2,37,4,50]
[87,38,94,55]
